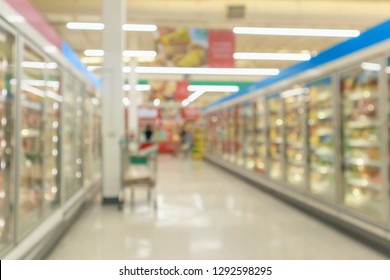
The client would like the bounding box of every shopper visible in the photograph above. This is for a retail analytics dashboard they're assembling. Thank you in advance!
[179,124,193,158]
[144,123,153,142]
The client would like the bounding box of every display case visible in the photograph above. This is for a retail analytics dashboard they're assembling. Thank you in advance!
[63,75,78,199]
[220,110,229,160]
[232,105,240,164]
[215,111,224,158]
[206,113,218,156]
[283,87,307,189]
[307,78,335,199]
[388,57,390,218]
[341,62,383,217]
[226,108,235,163]
[83,92,93,186]
[18,44,45,236]
[236,105,245,167]
[267,94,284,180]
[254,97,267,174]
[43,66,61,213]
[74,87,84,191]
[0,25,15,252]
[241,102,255,170]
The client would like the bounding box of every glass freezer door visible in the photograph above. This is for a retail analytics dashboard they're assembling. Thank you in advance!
[267,94,284,180]
[0,26,15,253]
[43,66,61,212]
[307,78,335,200]
[388,57,390,222]
[242,102,255,170]
[283,87,307,189]
[341,62,383,218]
[255,98,266,174]
[18,44,45,237]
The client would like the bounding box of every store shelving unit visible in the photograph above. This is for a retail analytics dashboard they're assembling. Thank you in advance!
[307,78,335,200]
[227,107,235,163]
[341,63,383,217]
[0,8,102,258]
[283,87,307,190]
[241,102,255,170]
[203,19,390,250]
[43,69,62,213]
[254,97,267,174]
[267,94,284,181]
[18,45,45,237]
[232,105,240,165]
[0,26,15,253]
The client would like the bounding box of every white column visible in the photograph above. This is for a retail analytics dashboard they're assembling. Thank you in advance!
[101,0,125,203]
[128,57,139,139]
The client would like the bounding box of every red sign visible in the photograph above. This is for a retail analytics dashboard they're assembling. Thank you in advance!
[181,107,201,120]
[208,30,235,68]
[175,81,189,101]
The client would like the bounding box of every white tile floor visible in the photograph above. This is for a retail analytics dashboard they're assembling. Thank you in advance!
[47,156,388,259]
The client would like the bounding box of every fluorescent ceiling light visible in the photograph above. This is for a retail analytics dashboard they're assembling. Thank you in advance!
[84,50,156,58]
[21,61,58,69]
[128,67,279,76]
[122,24,157,32]
[187,85,239,92]
[123,84,151,91]
[84,49,105,57]
[182,90,206,107]
[66,22,157,32]
[233,52,311,61]
[122,50,157,58]
[66,22,104,30]
[361,62,381,71]
[233,27,360,38]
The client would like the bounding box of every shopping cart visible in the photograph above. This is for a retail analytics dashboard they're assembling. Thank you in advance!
[118,141,158,210]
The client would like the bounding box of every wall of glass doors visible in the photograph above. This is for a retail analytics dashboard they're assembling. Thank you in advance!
[0,19,101,257]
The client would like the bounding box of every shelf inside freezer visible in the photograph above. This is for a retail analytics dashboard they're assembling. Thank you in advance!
[344,158,381,167]
[346,120,378,129]
[348,90,378,101]
[346,139,379,148]
[345,177,382,191]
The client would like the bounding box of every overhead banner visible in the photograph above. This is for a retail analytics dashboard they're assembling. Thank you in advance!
[175,81,189,101]
[149,81,177,101]
[155,27,208,67]
[208,29,235,68]
[181,107,201,120]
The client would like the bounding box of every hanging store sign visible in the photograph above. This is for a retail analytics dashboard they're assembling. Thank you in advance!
[175,81,190,101]
[208,29,235,68]
[181,107,201,120]
[155,27,208,67]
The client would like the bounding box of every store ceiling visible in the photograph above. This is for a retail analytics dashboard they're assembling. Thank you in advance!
[28,0,390,105]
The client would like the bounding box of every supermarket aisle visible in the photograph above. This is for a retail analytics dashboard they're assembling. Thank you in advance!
[47,156,387,259]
